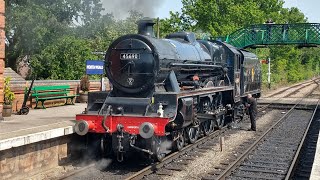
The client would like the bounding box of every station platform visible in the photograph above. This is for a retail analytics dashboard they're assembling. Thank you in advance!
[0,104,86,151]
[310,129,320,180]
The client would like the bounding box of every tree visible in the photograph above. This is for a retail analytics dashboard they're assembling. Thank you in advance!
[5,0,82,69]
[279,7,306,23]
[30,36,97,80]
[160,0,306,37]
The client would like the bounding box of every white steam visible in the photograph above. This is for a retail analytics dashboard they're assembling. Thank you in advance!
[101,0,166,19]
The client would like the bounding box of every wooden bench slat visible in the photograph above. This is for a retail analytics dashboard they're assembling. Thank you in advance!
[32,91,69,97]
[32,85,70,91]
[38,95,76,100]
[31,85,77,109]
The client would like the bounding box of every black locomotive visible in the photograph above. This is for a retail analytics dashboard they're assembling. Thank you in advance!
[75,18,261,162]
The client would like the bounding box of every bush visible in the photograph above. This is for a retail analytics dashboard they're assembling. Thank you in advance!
[4,77,15,105]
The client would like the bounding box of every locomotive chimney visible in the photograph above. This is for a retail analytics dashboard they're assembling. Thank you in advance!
[137,18,155,37]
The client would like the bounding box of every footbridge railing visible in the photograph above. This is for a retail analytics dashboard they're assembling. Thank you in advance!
[214,23,320,49]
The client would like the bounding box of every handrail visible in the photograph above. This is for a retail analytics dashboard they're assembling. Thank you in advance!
[211,23,320,48]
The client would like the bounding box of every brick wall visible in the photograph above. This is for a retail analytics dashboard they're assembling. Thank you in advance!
[0,135,82,180]
[0,0,5,116]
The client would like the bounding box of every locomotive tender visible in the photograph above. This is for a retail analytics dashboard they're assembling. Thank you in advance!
[75,18,261,161]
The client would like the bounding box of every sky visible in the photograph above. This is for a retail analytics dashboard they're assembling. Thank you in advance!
[283,0,319,22]
[155,0,319,23]
[155,0,183,19]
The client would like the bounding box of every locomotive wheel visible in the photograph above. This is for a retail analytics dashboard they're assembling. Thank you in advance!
[187,127,199,144]
[211,120,216,131]
[216,114,225,129]
[203,120,213,136]
[155,146,166,162]
[173,130,185,151]
[152,137,166,162]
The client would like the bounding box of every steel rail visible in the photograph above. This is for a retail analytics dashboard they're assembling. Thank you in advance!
[59,79,319,180]
[215,85,318,180]
[258,79,320,112]
[283,81,318,98]
[125,127,228,180]
[125,93,285,180]
[264,77,320,98]
[285,99,320,179]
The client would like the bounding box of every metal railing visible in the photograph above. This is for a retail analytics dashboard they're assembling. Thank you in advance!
[212,23,320,48]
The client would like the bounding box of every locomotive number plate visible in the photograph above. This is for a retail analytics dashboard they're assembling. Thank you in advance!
[120,53,140,60]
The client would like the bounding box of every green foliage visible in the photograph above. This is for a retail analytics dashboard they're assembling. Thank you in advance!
[5,0,318,88]
[5,0,82,69]
[30,36,97,80]
[4,77,15,105]
[159,0,286,37]
[259,46,320,88]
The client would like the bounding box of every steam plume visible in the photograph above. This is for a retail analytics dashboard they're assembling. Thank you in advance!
[101,0,166,19]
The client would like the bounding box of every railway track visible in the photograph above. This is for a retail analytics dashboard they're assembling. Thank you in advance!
[283,80,319,98]
[56,80,319,180]
[125,103,300,179]
[258,79,320,112]
[125,127,229,180]
[58,110,275,180]
[202,88,319,180]
[125,107,282,180]
[264,78,320,98]
[289,106,320,179]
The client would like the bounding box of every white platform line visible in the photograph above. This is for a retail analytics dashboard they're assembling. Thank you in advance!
[0,126,74,151]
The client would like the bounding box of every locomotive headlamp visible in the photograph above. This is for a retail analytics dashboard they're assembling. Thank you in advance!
[74,120,92,136]
[139,122,154,139]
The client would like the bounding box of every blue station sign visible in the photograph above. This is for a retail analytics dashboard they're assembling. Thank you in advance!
[86,60,104,75]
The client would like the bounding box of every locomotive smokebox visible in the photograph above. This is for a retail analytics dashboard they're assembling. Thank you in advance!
[137,18,155,37]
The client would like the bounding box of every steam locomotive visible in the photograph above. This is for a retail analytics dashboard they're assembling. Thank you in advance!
[75,18,261,162]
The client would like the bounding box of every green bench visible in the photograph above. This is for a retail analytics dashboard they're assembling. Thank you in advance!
[31,85,78,109]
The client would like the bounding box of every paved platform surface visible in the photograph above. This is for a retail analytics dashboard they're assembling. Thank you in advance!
[0,104,86,151]
[310,129,320,180]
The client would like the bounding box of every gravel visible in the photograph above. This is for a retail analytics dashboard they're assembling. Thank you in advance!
[228,110,313,179]
[290,83,318,98]
[262,78,319,98]
[161,110,284,180]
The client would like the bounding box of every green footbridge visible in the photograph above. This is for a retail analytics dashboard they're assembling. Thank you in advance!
[214,23,320,49]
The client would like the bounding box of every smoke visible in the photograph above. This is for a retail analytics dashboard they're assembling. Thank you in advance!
[160,139,173,154]
[101,0,166,19]
[96,158,113,170]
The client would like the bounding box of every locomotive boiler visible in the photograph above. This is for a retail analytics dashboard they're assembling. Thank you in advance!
[75,18,261,162]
